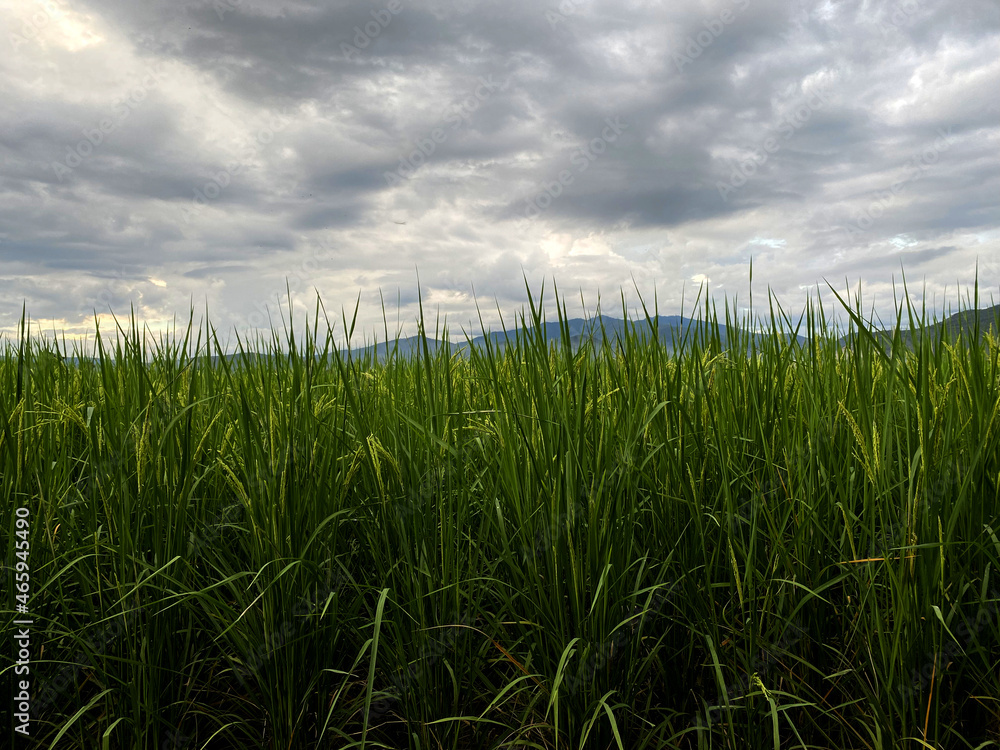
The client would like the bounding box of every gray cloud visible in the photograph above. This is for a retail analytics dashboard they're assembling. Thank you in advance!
[1,0,998,342]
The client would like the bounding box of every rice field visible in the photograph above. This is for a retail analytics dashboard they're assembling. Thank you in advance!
[2,278,1000,749]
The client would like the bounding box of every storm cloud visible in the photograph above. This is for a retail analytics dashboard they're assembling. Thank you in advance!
[1,0,998,345]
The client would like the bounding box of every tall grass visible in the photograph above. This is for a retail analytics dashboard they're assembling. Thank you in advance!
[2,274,999,749]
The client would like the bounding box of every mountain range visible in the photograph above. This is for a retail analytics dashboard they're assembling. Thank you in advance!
[345,303,1000,360]
[52,303,999,366]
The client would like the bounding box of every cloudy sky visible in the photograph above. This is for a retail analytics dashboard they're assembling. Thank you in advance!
[2,0,998,348]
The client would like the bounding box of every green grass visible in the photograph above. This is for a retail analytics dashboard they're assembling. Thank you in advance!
[2,273,1000,749]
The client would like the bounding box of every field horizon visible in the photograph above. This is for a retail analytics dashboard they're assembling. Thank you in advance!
[3,276,1000,749]
[9,276,1000,365]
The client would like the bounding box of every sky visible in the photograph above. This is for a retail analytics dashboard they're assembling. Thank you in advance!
[1,0,998,348]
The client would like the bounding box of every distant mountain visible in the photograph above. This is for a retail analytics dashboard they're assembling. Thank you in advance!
[343,314,787,361]
[55,303,1000,366]
[345,304,1000,361]
[837,303,1000,354]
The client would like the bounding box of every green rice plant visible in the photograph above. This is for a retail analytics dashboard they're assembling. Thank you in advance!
[1,270,999,749]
